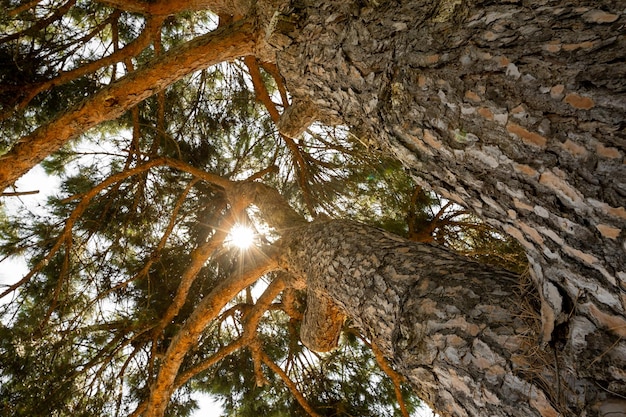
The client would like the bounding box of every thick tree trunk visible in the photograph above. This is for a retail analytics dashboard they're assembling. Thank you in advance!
[273,1,626,415]
[280,220,626,417]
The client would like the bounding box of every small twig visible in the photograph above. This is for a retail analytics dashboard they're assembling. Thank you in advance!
[594,380,626,400]
[1,190,40,197]
[259,349,322,417]
[370,342,410,417]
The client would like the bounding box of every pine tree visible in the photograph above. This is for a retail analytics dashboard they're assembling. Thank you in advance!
[1,1,624,417]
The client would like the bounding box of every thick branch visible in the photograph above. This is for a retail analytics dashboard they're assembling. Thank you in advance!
[0,18,257,192]
[174,277,287,388]
[142,250,279,417]
[150,214,233,336]
[95,0,252,16]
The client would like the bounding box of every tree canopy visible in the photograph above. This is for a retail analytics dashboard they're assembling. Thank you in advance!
[1,1,625,417]
[0,1,530,416]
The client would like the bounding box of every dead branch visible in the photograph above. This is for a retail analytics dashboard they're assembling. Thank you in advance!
[0,190,40,197]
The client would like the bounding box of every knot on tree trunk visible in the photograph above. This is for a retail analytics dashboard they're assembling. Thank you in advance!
[300,290,346,352]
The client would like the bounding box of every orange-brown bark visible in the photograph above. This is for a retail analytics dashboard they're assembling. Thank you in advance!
[0,18,257,192]
[371,343,410,417]
[244,55,317,215]
[95,0,250,16]
[173,277,288,389]
[141,253,279,417]
[7,0,43,17]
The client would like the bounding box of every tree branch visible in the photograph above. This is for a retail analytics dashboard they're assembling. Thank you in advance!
[244,55,317,216]
[7,0,43,17]
[94,0,252,16]
[0,0,77,44]
[0,17,257,192]
[259,349,323,417]
[150,207,243,338]
[173,276,288,388]
[0,190,40,197]
[370,342,410,417]
[141,249,279,417]
[1,15,163,122]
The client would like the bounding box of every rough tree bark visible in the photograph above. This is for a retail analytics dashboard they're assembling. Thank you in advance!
[280,220,626,417]
[2,1,625,415]
[270,0,626,415]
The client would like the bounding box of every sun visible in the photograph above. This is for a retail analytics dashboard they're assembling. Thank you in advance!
[227,224,255,249]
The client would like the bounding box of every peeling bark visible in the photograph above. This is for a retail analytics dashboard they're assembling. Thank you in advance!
[280,220,626,417]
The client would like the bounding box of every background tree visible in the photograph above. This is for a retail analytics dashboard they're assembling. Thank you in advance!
[0,1,624,417]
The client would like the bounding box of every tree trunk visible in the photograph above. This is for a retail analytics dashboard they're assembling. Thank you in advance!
[280,220,626,417]
[273,1,626,415]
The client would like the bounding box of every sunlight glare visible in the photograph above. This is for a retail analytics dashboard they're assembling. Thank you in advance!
[228,224,255,249]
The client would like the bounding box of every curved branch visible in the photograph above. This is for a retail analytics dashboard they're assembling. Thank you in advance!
[0,17,257,192]
[141,249,279,417]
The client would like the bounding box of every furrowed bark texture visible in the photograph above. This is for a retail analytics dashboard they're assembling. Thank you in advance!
[280,220,626,417]
[274,2,626,413]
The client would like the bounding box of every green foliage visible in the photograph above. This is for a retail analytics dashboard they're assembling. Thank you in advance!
[190,310,418,417]
[0,1,525,416]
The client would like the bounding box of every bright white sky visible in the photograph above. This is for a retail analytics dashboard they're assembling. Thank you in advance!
[0,166,56,290]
